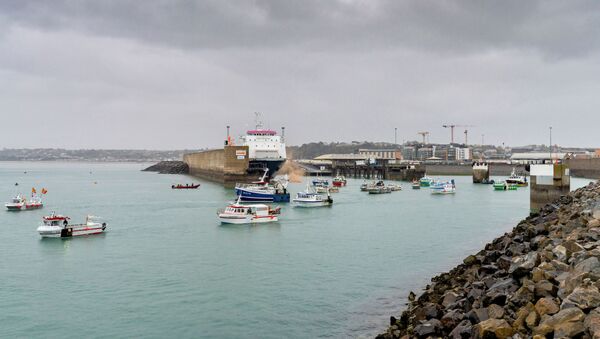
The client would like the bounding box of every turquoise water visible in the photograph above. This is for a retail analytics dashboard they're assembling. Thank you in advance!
[0,162,594,338]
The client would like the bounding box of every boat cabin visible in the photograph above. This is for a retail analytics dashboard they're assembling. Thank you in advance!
[11,196,24,204]
[296,192,323,201]
[225,204,271,216]
[43,215,70,226]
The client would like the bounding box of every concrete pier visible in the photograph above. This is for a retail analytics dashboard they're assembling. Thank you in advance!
[184,146,250,187]
[472,162,490,183]
[530,163,570,214]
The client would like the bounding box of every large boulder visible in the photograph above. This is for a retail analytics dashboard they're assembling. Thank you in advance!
[414,302,443,321]
[534,280,558,298]
[534,307,585,337]
[413,318,442,338]
[441,309,465,331]
[475,318,514,339]
[553,245,568,262]
[562,284,600,311]
[575,256,600,274]
[563,240,585,256]
[509,252,539,278]
[487,304,505,319]
[535,297,560,316]
[442,291,460,308]
[585,308,600,339]
[449,319,473,339]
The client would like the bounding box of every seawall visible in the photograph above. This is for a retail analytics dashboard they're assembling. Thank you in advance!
[377,182,600,338]
[567,158,600,179]
[425,163,528,176]
[183,146,249,187]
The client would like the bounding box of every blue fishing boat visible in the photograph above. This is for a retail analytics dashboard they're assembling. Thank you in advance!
[430,179,456,194]
[235,169,290,203]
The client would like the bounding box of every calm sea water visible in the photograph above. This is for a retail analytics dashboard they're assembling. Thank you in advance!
[0,162,594,338]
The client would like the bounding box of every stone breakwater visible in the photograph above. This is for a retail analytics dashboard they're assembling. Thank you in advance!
[142,161,189,174]
[377,181,600,339]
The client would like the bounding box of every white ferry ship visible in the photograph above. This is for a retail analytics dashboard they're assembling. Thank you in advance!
[240,113,287,177]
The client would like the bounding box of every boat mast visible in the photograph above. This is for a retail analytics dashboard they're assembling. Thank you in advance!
[254,112,263,130]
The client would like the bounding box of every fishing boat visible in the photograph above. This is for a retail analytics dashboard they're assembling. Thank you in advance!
[235,169,290,202]
[411,180,421,189]
[217,198,281,224]
[506,168,528,187]
[360,181,369,191]
[313,185,328,194]
[388,183,402,191]
[292,185,333,207]
[493,181,518,191]
[431,180,456,194]
[36,213,106,238]
[5,190,45,211]
[171,183,200,189]
[367,181,392,194]
[312,178,329,187]
[368,186,392,194]
[420,176,434,187]
[332,176,347,187]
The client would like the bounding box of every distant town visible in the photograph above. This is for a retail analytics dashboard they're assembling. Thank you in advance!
[1,141,598,164]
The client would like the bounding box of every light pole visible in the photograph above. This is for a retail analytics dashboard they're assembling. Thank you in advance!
[549,126,552,162]
[394,127,397,145]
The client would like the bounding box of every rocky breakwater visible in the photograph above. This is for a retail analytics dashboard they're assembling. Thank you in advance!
[377,181,600,339]
[142,161,189,174]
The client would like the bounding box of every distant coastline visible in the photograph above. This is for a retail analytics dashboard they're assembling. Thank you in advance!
[0,148,202,163]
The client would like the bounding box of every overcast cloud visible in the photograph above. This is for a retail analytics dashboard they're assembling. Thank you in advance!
[1,0,599,149]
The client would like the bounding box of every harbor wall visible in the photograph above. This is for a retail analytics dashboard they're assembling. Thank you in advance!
[565,158,600,179]
[426,163,528,176]
[183,146,250,187]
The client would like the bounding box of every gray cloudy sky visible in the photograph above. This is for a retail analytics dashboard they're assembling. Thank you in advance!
[1,0,599,149]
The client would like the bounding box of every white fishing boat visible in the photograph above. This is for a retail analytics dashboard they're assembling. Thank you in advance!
[430,180,456,194]
[217,197,281,224]
[388,183,402,191]
[37,213,106,238]
[506,168,528,186]
[365,180,392,194]
[5,193,43,211]
[292,185,333,207]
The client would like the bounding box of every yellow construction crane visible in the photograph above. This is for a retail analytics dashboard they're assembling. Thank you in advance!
[442,124,474,144]
[417,131,430,144]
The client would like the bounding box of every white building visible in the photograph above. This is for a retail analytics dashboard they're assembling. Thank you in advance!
[455,147,471,161]
[358,149,400,160]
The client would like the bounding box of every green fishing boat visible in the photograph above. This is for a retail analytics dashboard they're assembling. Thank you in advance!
[420,176,434,187]
[493,181,518,191]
